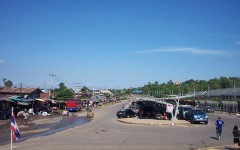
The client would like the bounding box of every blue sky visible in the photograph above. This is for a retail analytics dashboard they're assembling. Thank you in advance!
[0,0,240,90]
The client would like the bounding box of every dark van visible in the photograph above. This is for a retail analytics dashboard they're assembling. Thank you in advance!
[178,105,193,120]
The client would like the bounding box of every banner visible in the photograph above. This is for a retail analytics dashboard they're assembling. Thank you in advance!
[166,103,174,113]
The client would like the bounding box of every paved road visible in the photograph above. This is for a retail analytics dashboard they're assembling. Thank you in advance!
[0,101,238,150]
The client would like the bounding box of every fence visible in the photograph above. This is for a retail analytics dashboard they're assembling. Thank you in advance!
[198,100,238,113]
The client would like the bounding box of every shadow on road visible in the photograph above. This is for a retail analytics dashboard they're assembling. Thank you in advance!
[225,147,235,150]
[210,136,219,140]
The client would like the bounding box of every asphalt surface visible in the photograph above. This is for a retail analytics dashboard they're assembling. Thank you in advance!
[0,100,238,150]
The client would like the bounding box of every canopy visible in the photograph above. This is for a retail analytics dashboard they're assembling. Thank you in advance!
[8,96,22,101]
[36,98,47,102]
[19,98,34,102]
[17,101,30,106]
[0,97,15,103]
[9,96,34,102]
[49,99,65,104]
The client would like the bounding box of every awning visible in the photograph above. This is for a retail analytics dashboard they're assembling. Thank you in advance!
[17,101,30,106]
[19,98,35,102]
[48,99,65,104]
[0,97,16,103]
[8,96,22,101]
[36,98,47,102]
[9,96,34,102]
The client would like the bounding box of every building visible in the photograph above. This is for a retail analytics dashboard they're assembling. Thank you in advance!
[0,87,42,99]
[100,90,112,95]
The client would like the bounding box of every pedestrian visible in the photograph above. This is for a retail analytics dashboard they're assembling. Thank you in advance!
[215,116,225,140]
[232,125,240,149]
[229,105,233,116]
[28,108,34,116]
[17,110,30,124]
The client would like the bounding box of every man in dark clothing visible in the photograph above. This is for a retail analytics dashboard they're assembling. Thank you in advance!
[232,125,240,148]
[229,105,233,116]
[215,116,225,140]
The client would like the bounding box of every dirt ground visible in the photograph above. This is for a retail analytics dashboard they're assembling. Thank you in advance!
[0,101,124,146]
[0,106,98,145]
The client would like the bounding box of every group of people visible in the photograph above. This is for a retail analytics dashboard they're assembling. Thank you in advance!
[17,108,35,124]
[215,116,240,149]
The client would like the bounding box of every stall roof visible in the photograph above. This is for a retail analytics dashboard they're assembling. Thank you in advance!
[0,87,42,94]
[17,101,30,106]
[36,98,47,102]
[9,96,34,102]
[0,97,16,103]
[187,88,240,97]
[49,99,65,104]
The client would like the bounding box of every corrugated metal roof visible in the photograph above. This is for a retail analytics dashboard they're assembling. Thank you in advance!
[0,87,41,94]
[187,88,240,97]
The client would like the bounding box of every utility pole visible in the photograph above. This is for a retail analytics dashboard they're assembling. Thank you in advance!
[49,74,56,99]
[234,83,236,100]
[208,86,209,99]
[75,82,81,99]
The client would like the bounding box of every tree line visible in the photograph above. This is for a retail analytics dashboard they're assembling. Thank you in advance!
[2,76,240,100]
[123,77,240,98]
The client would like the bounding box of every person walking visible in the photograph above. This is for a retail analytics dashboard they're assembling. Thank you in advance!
[215,116,225,140]
[232,125,240,149]
[229,105,233,116]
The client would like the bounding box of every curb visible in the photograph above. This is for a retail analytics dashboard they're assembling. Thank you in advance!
[117,119,191,126]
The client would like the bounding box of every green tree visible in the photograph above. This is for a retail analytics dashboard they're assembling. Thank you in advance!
[81,86,89,93]
[59,82,66,91]
[5,80,13,88]
[167,80,174,85]
[55,89,75,101]
[2,78,13,88]
[208,78,221,89]
[219,76,231,88]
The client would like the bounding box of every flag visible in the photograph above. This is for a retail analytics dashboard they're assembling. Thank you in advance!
[10,109,21,142]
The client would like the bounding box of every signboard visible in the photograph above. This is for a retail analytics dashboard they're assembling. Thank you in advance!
[166,103,174,113]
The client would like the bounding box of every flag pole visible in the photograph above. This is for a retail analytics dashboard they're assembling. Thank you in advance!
[11,107,13,150]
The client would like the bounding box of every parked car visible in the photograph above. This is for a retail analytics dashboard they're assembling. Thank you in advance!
[116,108,136,118]
[177,105,193,120]
[186,109,208,124]
[203,106,214,113]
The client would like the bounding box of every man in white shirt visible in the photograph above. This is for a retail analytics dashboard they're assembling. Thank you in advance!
[28,108,34,115]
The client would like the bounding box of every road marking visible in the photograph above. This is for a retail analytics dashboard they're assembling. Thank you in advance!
[198,144,234,150]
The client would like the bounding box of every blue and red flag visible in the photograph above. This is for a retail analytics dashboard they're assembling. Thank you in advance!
[10,109,21,142]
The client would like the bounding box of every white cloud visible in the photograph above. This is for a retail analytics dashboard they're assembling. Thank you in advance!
[134,47,229,56]
[0,59,6,65]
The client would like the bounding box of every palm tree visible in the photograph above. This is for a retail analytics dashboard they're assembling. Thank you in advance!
[59,82,66,91]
